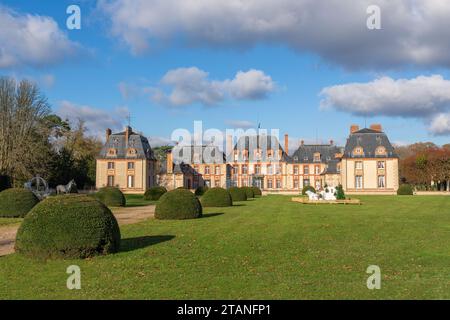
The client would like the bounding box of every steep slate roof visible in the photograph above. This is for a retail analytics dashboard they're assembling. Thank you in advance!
[98,129,156,160]
[343,128,398,158]
[174,145,227,164]
[321,159,340,175]
[233,135,289,161]
[290,144,343,164]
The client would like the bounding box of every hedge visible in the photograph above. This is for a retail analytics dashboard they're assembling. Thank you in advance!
[0,188,39,218]
[397,184,414,195]
[252,186,262,197]
[95,187,126,207]
[302,185,316,195]
[228,187,247,201]
[155,189,202,220]
[144,186,167,201]
[201,187,233,207]
[241,186,255,199]
[15,195,121,259]
[195,186,209,196]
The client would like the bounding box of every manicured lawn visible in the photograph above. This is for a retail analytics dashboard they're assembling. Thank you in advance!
[1,195,449,299]
[0,218,22,227]
[124,194,158,207]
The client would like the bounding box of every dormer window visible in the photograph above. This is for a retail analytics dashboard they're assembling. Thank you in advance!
[375,146,387,156]
[127,148,138,157]
[107,148,117,156]
[313,153,321,162]
[353,147,364,156]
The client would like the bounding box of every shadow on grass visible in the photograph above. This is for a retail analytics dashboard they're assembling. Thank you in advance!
[232,203,247,207]
[120,235,175,252]
[201,212,224,219]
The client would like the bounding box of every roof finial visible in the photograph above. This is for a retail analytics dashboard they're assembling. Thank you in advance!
[126,111,132,127]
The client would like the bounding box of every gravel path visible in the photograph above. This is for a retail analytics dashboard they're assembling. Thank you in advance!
[0,205,155,257]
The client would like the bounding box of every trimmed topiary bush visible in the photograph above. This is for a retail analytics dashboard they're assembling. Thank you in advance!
[155,189,202,220]
[228,187,247,201]
[335,184,345,200]
[252,186,262,197]
[242,186,255,198]
[144,186,167,201]
[302,185,316,195]
[95,187,126,207]
[15,195,121,259]
[0,188,39,218]
[397,184,414,195]
[201,187,233,207]
[195,186,209,196]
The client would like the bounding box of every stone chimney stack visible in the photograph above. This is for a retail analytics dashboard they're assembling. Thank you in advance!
[106,128,112,141]
[370,124,383,132]
[125,126,132,144]
[284,134,289,155]
[350,125,360,134]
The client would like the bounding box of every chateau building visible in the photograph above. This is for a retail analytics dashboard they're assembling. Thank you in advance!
[96,124,399,194]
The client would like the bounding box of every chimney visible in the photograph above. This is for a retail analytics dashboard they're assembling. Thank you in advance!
[125,126,132,144]
[167,151,173,174]
[284,134,289,155]
[301,140,304,146]
[106,128,112,141]
[350,125,359,134]
[370,124,383,132]
[330,139,334,145]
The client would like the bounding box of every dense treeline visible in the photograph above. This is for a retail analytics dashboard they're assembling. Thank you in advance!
[396,143,450,191]
[0,77,101,190]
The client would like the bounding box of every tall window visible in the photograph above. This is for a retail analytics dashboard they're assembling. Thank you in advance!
[205,166,211,174]
[355,161,363,170]
[233,165,239,175]
[242,164,248,174]
[304,166,309,175]
[293,165,299,175]
[267,164,273,175]
[127,175,135,188]
[314,165,320,175]
[378,175,385,188]
[303,178,310,186]
[377,161,385,169]
[276,179,281,189]
[107,175,114,187]
[355,175,363,189]
[267,179,273,188]
[275,165,281,174]
[127,162,135,170]
[108,162,115,169]
[293,179,299,189]
[215,165,221,175]
[254,164,261,174]
[215,179,220,187]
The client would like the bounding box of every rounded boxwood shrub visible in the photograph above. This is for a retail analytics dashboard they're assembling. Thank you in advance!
[302,185,316,195]
[0,188,39,218]
[95,187,126,207]
[228,187,247,201]
[144,186,167,201]
[241,186,255,198]
[155,189,202,220]
[15,195,121,259]
[201,187,233,207]
[195,186,209,196]
[252,186,262,197]
[397,184,414,195]
[0,175,11,192]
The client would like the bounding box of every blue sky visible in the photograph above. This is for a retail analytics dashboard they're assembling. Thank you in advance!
[1,0,450,149]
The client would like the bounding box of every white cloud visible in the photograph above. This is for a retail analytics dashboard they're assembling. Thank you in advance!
[98,0,450,69]
[0,6,80,68]
[429,113,450,136]
[320,74,450,135]
[148,136,174,147]
[57,101,128,138]
[140,67,275,107]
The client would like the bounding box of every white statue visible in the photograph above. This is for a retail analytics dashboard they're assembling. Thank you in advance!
[306,190,319,201]
[321,187,337,201]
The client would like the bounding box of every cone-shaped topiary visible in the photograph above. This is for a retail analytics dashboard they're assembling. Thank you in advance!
[252,186,262,197]
[228,187,247,201]
[195,186,209,196]
[144,186,167,201]
[201,187,233,207]
[242,186,255,198]
[302,185,316,195]
[155,189,202,220]
[335,185,345,200]
[15,195,121,259]
[0,188,39,218]
[397,184,414,195]
[95,187,126,207]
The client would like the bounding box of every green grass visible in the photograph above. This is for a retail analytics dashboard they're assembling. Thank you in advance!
[1,195,449,299]
[124,194,158,207]
[0,218,22,226]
